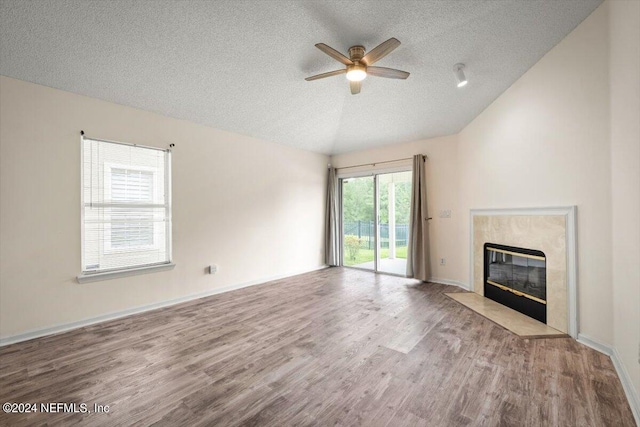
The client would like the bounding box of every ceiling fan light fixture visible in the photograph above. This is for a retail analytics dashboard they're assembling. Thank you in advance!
[454,63,467,87]
[346,64,367,82]
[306,39,408,93]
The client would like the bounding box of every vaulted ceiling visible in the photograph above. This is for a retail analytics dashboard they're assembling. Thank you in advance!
[0,0,602,154]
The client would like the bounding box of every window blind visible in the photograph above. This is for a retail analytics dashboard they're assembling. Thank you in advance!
[81,137,172,274]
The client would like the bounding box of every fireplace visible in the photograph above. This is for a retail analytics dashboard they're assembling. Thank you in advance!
[483,243,547,323]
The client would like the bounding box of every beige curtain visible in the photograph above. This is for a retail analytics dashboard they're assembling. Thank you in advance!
[325,167,340,266]
[406,155,430,280]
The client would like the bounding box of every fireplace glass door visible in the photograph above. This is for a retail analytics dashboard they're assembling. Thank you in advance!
[484,243,547,322]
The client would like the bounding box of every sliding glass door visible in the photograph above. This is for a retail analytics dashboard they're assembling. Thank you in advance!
[341,176,375,270]
[341,170,411,275]
[377,171,412,275]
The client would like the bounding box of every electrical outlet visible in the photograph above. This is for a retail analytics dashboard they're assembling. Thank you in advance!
[440,258,446,266]
[208,265,218,274]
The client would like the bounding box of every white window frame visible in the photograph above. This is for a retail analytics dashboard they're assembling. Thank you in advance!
[77,135,174,284]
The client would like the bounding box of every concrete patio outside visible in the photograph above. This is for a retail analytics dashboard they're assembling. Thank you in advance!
[351,257,407,276]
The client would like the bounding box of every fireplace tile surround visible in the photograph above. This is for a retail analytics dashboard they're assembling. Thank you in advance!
[470,207,577,337]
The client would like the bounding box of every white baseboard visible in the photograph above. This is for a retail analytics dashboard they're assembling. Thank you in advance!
[0,265,329,347]
[578,333,640,425]
[577,333,614,356]
[428,277,470,291]
[612,347,640,426]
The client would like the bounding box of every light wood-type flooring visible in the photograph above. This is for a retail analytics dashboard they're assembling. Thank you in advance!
[0,268,635,426]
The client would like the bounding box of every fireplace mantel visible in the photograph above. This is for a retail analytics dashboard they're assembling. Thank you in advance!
[469,206,577,338]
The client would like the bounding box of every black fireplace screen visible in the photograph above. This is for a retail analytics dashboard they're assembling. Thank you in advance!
[484,243,547,322]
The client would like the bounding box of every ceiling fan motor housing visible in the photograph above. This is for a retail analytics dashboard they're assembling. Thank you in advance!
[347,46,367,81]
[348,46,366,62]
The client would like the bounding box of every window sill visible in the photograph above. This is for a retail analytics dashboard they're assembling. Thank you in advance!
[77,263,175,284]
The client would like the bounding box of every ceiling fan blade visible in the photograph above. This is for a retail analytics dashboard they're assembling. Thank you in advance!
[362,38,401,65]
[367,66,410,79]
[350,80,361,95]
[305,69,347,81]
[315,43,353,65]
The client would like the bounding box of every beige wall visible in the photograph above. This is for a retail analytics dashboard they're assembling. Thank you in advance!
[458,2,612,343]
[331,135,463,285]
[610,0,640,400]
[0,76,328,338]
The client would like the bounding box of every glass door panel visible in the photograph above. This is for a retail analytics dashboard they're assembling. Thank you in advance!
[376,171,412,275]
[341,176,375,270]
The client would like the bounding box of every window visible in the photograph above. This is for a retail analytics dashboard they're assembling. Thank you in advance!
[80,137,172,279]
[105,167,155,251]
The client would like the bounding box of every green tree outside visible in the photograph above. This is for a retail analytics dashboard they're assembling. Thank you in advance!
[342,173,411,225]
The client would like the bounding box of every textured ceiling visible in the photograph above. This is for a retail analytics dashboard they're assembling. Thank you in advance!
[0,0,602,154]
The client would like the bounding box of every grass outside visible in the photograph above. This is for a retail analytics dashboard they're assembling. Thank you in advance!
[343,245,407,266]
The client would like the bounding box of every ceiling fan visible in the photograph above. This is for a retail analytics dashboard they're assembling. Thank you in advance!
[305,38,410,95]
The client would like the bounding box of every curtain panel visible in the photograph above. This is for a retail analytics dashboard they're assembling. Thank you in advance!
[406,155,430,280]
[325,167,340,266]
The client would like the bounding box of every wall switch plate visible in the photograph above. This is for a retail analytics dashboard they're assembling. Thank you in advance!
[439,258,446,266]
[208,265,218,274]
[439,210,452,218]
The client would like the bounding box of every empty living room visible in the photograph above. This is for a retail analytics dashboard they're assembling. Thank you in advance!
[1,0,639,426]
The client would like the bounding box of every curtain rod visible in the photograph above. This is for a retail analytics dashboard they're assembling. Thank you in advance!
[332,154,426,170]
[80,130,174,152]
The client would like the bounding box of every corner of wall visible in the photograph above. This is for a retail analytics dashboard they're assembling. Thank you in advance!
[607,0,640,420]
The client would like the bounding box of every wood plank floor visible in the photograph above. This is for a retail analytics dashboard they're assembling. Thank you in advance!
[0,268,635,426]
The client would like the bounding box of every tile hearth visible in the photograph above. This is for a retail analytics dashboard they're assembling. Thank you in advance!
[445,292,566,338]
